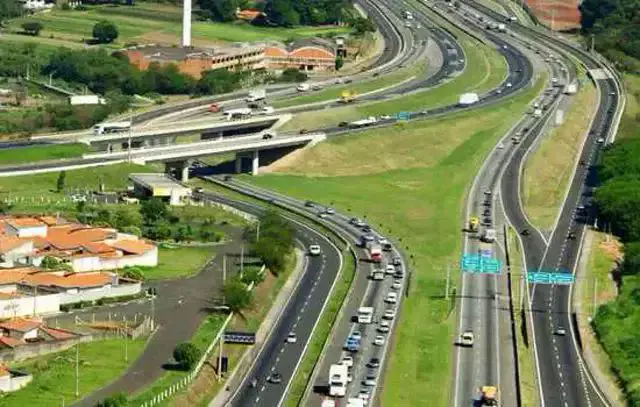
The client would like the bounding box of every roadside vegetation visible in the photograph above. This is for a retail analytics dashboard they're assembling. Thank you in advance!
[523,80,597,230]
[618,74,640,140]
[247,77,545,405]
[4,338,146,405]
[591,135,640,405]
[0,143,88,164]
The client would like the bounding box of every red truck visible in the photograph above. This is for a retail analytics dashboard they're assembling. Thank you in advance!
[367,242,383,263]
[208,103,220,113]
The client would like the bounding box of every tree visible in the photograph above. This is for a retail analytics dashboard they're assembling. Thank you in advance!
[39,256,72,271]
[223,278,253,313]
[241,267,265,286]
[114,207,142,229]
[56,170,66,193]
[140,198,169,225]
[277,68,307,83]
[21,21,43,36]
[350,17,375,35]
[173,342,201,370]
[96,208,113,225]
[195,68,246,95]
[92,21,119,44]
[197,0,244,22]
[0,0,21,25]
[334,56,344,71]
[122,267,145,281]
[96,393,127,407]
[121,225,142,237]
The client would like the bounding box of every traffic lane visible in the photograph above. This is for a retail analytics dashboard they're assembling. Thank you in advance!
[231,233,339,407]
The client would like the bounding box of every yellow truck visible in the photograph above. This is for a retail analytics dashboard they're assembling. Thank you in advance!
[468,216,479,232]
[339,90,358,103]
[480,386,498,406]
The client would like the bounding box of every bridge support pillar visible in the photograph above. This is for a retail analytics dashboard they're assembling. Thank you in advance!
[235,154,243,174]
[165,160,190,182]
[251,150,259,175]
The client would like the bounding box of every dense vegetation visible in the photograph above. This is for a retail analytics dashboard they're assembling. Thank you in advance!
[593,136,640,405]
[580,0,640,71]
[0,0,21,24]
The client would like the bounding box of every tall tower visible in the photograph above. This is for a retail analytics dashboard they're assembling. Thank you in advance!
[182,0,192,47]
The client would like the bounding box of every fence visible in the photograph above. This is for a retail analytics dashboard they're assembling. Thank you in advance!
[139,264,265,407]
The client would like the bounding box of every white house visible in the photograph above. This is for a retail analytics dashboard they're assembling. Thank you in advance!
[18,0,54,10]
[0,238,33,268]
[0,367,32,392]
[3,219,47,239]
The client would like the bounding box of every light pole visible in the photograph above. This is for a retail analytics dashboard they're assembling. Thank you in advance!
[256,221,260,242]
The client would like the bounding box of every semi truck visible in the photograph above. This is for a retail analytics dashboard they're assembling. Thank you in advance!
[357,306,374,323]
[246,89,266,106]
[329,364,349,397]
[366,242,383,263]
[93,121,131,136]
[349,116,377,128]
[459,93,479,106]
[481,228,497,243]
[564,83,578,94]
[223,108,252,120]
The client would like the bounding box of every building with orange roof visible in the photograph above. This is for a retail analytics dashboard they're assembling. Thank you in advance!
[0,216,157,272]
[264,38,338,72]
[236,8,264,21]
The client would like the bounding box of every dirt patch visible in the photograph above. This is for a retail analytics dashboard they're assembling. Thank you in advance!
[133,31,227,48]
[525,0,581,31]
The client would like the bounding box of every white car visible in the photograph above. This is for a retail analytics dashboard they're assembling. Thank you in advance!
[374,335,385,346]
[318,212,328,219]
[506,82,513,88]
[358,389,371,403]
[392,281,402,290]
[385,292,398,304]
[309,245,321,256]
[341,355,354,367]
[286,332,297,343]
[497,142,505,149]
[378,320,390,333]
[362,375,377,386]
[378,237,389,245]
[379,115,392,120]
[385,265,396,275]
[347,373,353,383]
[383,309,396,320]
[460,331,474,347]
[261,106,275,115]
[596,138,605,144]
[325,207,335,215]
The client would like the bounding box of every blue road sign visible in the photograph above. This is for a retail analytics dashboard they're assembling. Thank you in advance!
[394,111,410,121]
[461,254,502,274]
[527,272,575,284]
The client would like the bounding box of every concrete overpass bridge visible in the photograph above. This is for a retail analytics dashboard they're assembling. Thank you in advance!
[0,132,324,179]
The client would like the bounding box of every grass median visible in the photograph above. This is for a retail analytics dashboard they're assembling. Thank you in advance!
[285,249,356,406]
[0,143,88,165]
[245,76,545,405]
[523,80,597,230]
[279,26,508,132]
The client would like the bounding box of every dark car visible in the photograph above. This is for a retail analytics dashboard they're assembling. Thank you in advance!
[338,121,349,127]
[568,232,577,240]
[305,200,315,208]
[362,225,372,232]
[299,128,308,134]
[268,373,282,384]
[262,133,274,140]
[521,229,530,236]
[367,358,380,368]
[373,72,380,77]
[223,175,232,181]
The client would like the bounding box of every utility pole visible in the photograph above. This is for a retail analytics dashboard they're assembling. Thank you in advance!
[445,264,451,300]
[123,316,128,362]
[222,255,227,304]
[590,34,595,53]
[240,246,244,278]
[592,277,598,318]
[151,296,155,330]
[75,343,79,397]
[519,273,525,311]
[256,221,260,242]
[127,126,132,162]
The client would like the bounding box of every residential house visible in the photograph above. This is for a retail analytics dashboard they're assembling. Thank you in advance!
[0,366,31,392]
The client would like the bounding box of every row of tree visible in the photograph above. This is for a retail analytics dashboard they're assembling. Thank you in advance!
[580,0,640,72]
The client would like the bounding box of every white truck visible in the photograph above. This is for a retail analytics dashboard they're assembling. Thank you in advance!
[93,121,131,136]
[533,108,543,118]
[349,116,377,128]
[223,108,252,121]
[459,93,479,106]
[329,364,349,397]
[404,10,413,19]
[246,89,266,106]
[358,306,374,323]
[497,23,506,32]
[347,398,366,407]
[564,83,578,95]
[481,228,497,243]
[70,95,104,105]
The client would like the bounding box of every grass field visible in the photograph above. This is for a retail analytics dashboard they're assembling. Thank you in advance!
[0,163,154,207]
[246,76,544,405]
[0,143,88,165]
[523,81,597,230]
[280,31,508,131]
[141,246,215,280]
[618,74,640,140]
[7,3,350,49]
[3,338,146,405]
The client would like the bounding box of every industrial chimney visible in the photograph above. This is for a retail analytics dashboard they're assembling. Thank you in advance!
[182,0,192,47]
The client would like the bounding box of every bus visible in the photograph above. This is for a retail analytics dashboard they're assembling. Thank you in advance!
[357,306,374,324]
[93,121,131,136]
[329,364,348,397]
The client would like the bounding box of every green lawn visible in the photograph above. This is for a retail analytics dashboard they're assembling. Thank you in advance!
[142,246,215,280]
[3,338,146,405]
[246,76,544,405]
[7,3,350,49]
[618,74,640,140]
[280,26,508,131]
[0,163,154,209]
[0,143,88,165]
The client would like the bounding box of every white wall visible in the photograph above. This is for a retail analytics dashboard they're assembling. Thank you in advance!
[23,329,38,340]
[7,225,47,238]
[0,373,32,392]
[70,248,158,272]
[0,242,34,268]
[58,282,141,305]
[0,293,60,319]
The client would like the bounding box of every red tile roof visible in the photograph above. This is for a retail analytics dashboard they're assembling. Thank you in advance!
[6,218,45,229]
[24,272,114,289]
[112,239,154,255]
[0,336,22,348]
[0,268,39,285]
[0,318,42,333]
[40,326,77,341]
[0,237,29,254]
[83,242,116,254]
